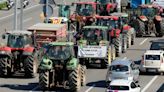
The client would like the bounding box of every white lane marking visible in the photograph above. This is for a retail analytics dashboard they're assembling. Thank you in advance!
[141,76,158,92]
[29,85,39,92]
[85,84,96,92]
[0,5,40,21]
[123,57,127,60]
[139,38,148,45]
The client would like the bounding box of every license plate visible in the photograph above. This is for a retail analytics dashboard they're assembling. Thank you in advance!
[148,69,156,72]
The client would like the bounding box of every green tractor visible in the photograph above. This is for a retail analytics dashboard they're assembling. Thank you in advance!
[38,42,85,91]
[75,26,116,68]
[0,0,14,10]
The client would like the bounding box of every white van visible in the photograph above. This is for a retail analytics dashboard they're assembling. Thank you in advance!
[140,50,164,75]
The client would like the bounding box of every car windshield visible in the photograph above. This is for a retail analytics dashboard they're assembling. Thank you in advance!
[97,19,116,29]
[8,35,32,48]
[145,55,160,60]
[108,85,129,90]
[46,46,72,60]
[141,8,157,17]
[82,28,104,42]
[76,4,94,16]
[110,65,129,72]
[150,42,164,50]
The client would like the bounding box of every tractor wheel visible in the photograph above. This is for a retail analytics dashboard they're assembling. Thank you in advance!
[155,19,164,37]
[39,70,50,90]
[0,57,11,77]
[81,65,86,86]
[113,35,122,57]
[69,64,81,92]
[111,45,116,61]
[24,55,37,78]
[131,33,135,45]
[131,19,145,37]
[122,34,127,53]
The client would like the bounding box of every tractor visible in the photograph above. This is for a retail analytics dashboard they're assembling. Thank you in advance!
[95,15,124,56]
[130,4,164,37]
[38,42,85,91]
[95,0,118,15]
[110,13,136,49]
[0,0,14,10]
[0,31,39,78]
[70,2,100,31]
[75,26,116,68]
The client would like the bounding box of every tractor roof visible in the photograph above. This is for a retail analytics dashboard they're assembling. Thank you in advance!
[28,23,67,31]
[48,42,74,46]
[95,15,119,20]
[110,13,128,17]
[140,4,161,8]
[6,30,32,35]
[83,26,108,30]
[74,2,99,5]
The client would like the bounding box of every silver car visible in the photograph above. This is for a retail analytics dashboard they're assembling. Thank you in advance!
[106,59,140,83]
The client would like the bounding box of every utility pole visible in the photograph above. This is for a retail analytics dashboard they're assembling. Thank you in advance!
[20,0,24,30]
[46,0,49,23]
[14,0,18,30]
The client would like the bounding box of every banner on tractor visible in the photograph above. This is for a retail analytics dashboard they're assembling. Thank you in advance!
[78,46,107,58]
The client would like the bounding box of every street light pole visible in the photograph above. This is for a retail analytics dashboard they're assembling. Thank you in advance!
[20,0,24,30]
[14,0,17,30]
[46,0,48,23]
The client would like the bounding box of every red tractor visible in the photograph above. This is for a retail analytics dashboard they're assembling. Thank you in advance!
[0,31,39,78]
[95,0,118,15]
[95,15,124,56]
[130,4,164,37]
[70,2,100,31]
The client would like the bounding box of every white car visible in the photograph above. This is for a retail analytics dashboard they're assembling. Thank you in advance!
[106,59,140,83]
[106,79,141,92]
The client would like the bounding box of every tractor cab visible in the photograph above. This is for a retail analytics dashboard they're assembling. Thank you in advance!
[96,0,117,15]
[73,2,98,16]
[77,26,109,45]
[140,5,159,17]
[2,31,33,48]
[44,42,75,61]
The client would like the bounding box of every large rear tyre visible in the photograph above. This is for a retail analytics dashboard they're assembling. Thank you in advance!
[69,64,81,92]
[126,31,131,48]
[113,35,122,57]
[155,19,164,37]
[24,55,37,78]
[131,19,145,37]
[81,65,86,86]
[39,71,50,90]
[0,57,11,77]
[122,34,127,53]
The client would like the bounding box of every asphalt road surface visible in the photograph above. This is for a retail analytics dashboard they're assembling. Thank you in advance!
[0,0,164,92]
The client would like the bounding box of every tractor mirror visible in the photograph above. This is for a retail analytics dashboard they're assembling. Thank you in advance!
[161,13,164,17]
[2,35,5,39]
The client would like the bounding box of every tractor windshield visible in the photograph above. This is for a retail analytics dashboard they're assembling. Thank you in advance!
[141,8,157,17]
[82,28,105,44]
[47,46,72,60]
[8,35,32,48]
[97,19,117,29]
[76,4,94,16]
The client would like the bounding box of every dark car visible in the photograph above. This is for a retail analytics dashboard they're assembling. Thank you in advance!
[150,40,164,50]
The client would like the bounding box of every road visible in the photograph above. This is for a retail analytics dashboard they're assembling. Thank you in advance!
[0,0,164,92]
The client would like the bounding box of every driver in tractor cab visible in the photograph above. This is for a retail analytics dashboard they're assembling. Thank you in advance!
[15,36,25,48]
[100,6,109,16]
[81,4,91,16]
